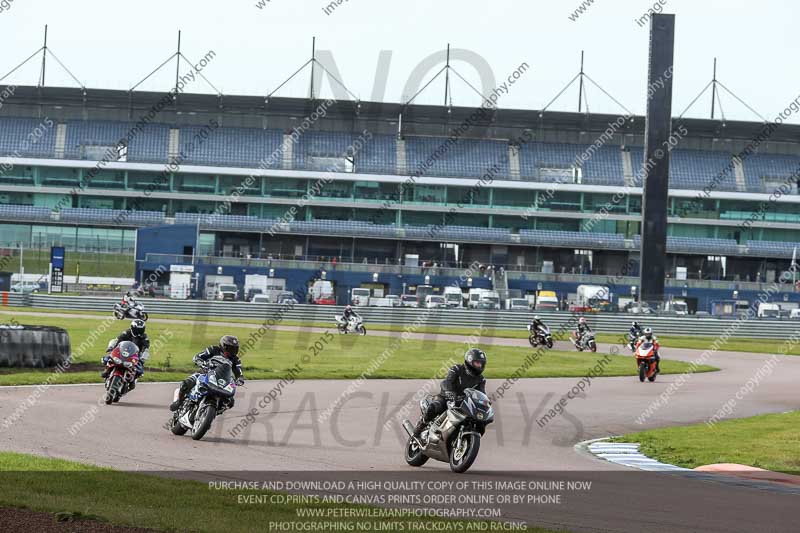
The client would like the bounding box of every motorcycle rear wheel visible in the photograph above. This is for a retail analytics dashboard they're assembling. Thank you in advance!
[528,335,537,347]
[170,413,188,435]
[404,436,429,467]
[450,433,481,473]
[192,403,217,441]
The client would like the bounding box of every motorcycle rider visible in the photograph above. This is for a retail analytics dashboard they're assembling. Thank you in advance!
[573,317,592,348]
[341,304,361,332]
[629,321,643,350]
[412,348,488,437]
[169,335,244,411]
[101,319,150,386]
[635,327,661,373]
[529,315,547,334]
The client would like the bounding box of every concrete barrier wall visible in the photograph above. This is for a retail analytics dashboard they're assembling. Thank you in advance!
[3,293,800,339]
[0,324,71,368]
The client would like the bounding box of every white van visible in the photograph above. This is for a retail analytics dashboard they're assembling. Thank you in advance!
[351,287,371,306]
[424,295,446,308]
[790,309,800,320]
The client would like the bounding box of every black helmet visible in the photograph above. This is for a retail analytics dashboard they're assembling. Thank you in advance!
[131,319,146,336]
[464,348,487,376]
[632,321,639,328]
[220,335,240,357]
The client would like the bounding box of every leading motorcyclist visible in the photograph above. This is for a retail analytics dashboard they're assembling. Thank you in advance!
[169,335,244,411]
[412,348,488,437]
[635,327,661,373]
[102,319,150,387]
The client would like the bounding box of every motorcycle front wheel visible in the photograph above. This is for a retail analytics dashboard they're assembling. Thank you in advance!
[357,325,367,336]
[638,362,647,382]
[191,403,217,441]
[404,436,429,467]
[546,338,554,349]
[140,312,149,321]
[449,433,481,473]
[590,343,597,353]
[104,376,121,405]
[113,309,125,320]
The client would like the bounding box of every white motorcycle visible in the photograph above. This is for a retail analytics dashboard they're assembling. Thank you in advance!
[335,314,366,336]
[113,299,148,321]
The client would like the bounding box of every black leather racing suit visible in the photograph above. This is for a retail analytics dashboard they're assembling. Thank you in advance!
[421,364,487,424]
[174,346,244,407]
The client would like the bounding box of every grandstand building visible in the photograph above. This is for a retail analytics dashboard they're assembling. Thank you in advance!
[1,85,799,311]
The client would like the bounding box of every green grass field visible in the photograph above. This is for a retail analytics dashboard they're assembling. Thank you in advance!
[612,411,800,475]
[0,313,716,385]
[4,305,799,355]
[0,452,561,533]
[5,252,135,278]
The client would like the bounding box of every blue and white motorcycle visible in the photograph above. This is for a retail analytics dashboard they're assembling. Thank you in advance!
[169,355,239,441]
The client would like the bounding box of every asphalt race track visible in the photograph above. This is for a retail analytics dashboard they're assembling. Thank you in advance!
[0,310,798,532]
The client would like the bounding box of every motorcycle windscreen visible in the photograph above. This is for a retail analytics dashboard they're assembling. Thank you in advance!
[207,364,236,396]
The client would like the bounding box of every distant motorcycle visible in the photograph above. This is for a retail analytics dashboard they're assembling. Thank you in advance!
[169,355,239,441]
[402,388,494,473]
[574,331,597,352]
[627,332,639,352]
[635,341,659,382]
[102,341,140,405]
[527,323,554,348]
[335,314,366,336]
[113,300,148,321]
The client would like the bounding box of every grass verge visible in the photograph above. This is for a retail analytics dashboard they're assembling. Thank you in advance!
[611,410,800,475]
[3,306,797,355]
[0,452,560,533]
[0,314,716,385]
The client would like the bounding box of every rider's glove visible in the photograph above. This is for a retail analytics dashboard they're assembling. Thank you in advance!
[236,377,245,386]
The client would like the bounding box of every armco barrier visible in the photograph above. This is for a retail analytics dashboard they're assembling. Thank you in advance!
[0,324,71,367]
[1,293,800,339]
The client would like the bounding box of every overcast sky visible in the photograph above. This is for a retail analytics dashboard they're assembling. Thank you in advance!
[1,0,798,122]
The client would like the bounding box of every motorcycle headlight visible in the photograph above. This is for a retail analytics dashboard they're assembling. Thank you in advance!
[477,412,485,420]
[123,361,133,368]
[217,378,227,387]
[112,357,122,364]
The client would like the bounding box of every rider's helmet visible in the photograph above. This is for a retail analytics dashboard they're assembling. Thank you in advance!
[131,319,146,337]
[533,315,540,322]
[578,317,587,327]
[345,305,352,313]
[632,321,639,328]
[220,335,240,358]
[643,327,653,340]
[464,348,487,376]
[111,340,140,363]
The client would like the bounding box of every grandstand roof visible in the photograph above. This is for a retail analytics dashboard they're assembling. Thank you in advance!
[3,84,800,147]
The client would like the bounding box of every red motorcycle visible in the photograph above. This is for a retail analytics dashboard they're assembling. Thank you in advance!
[103,341,140,404]
[635,341,659,382]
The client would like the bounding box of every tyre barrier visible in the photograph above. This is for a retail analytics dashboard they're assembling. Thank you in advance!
[0,325,71,368]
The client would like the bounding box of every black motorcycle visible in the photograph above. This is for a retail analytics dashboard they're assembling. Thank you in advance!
[527,323,554,348]
[168,356,239,441]
[402,388,494,473]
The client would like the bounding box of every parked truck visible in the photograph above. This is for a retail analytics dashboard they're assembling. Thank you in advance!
[443,286,464,308]
[574,285,609,311]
